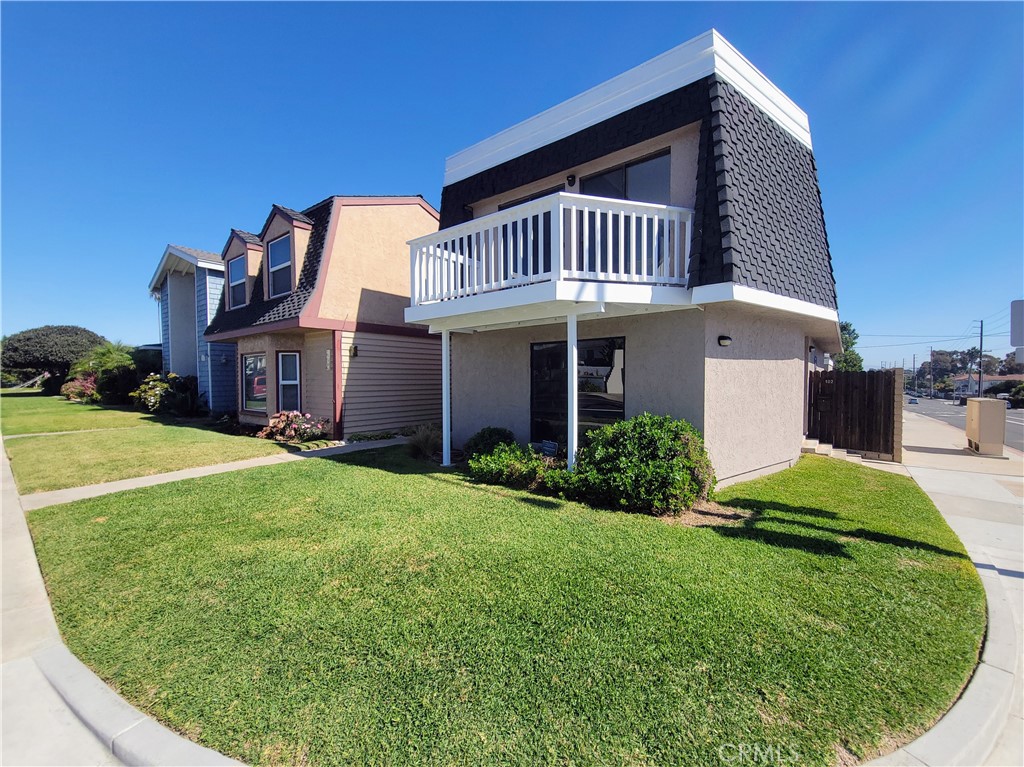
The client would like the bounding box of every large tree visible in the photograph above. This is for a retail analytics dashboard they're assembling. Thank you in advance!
[998,352,1024,376]
[832,320,864,372]
[1,325,106,393]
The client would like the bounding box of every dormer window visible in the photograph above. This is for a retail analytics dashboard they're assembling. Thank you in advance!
[268,234,292,298]
[227,256,246,309]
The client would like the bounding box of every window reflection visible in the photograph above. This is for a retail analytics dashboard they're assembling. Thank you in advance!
[530,337,625,444]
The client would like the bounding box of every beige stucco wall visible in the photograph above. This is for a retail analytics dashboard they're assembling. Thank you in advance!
[469,122,701,217]
[452,304,809,485]
[451,309,706,448]
[235,331,335,429]
[301,331,334,423]
[701,304,808,485]
[318,203,438,325]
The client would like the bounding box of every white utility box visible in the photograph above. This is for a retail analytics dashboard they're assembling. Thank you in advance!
[966,398,1006,456]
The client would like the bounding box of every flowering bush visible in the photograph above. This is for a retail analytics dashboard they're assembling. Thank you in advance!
[129,373,205,415]
[257,411,330,443]
[60,373,99,403]
[129,373,170,412]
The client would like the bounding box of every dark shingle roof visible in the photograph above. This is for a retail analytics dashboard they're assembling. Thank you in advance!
[438,74,837,311]
[232,229,262,246]
[272,204,313,225]
[205,198,333,336]
[693,78,836,309]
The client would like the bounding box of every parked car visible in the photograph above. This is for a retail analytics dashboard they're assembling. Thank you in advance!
[908,397,919,405]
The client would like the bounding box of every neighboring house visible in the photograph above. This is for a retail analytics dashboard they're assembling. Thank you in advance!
[405,30,842,486]
[204,196,442,439]
[953,374,1024,396]
[149,244,238,413]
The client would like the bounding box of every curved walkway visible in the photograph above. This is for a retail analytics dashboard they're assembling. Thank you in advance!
[868,413,1023,766]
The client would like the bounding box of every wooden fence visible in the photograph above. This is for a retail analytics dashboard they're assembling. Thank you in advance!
[806,369,903,462]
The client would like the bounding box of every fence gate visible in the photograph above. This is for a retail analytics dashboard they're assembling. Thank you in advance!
[806,369,903,462]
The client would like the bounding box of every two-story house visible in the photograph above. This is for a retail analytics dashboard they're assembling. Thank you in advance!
[405,30,841,486]
[149,244,238,413]
[205,195,442,438]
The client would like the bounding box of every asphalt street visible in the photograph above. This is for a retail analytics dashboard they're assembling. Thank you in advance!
[905,395,1024,453]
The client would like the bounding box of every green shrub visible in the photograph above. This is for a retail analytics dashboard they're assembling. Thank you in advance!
[565,413,715,515]
[69,342,139,405]
[129,373,206,416]
[257,412,329,443]
[468,442,549,490]
[407,423,442,460]
[348,431,397,442]
[464,426,516,457]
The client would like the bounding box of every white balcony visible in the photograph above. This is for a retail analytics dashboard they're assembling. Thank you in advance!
[406,193,694,332]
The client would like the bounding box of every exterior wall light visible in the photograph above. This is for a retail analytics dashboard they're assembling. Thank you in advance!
[566,174,576,187]
[349,344,358,358]
[718,335,732,347]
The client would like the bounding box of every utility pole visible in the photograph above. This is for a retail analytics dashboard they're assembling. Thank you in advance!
[929,347,934,398]
[912,354,916,392]
[977,319,984,397]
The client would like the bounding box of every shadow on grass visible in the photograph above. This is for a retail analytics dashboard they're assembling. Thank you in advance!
[713,498,969,561]
[319,447,566,510]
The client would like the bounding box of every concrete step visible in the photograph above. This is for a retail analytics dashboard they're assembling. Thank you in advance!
[800,438,820,454]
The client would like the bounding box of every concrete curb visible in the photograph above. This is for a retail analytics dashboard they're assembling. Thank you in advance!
[867,548,1018,766]
[34,645,242,766]
[7,434,412,765]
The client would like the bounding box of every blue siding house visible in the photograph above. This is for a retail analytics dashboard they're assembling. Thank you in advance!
[150,244,237,413]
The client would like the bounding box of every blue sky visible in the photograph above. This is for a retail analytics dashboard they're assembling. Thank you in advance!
[2,2,1021,369]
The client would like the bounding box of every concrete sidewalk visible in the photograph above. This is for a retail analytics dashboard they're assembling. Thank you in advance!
[19,436,407,510]
[2,441,121,766]
[869,412,1023,767]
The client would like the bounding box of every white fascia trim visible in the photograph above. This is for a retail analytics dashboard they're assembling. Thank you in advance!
[148,245,224,295]
[691,283,838,323]
[405,280,694,327]
[443,29,811,186]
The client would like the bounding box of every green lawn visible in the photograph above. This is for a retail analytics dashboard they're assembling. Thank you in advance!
[5,426,294,494]
[29,450,985,767]
[0,391,161,435]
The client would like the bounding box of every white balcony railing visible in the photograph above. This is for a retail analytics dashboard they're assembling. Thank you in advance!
[410,192,693,306]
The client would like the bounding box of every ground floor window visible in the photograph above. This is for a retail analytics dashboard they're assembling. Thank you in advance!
[277,352,300,412]
[242,354,267,411]
[530,337,625,443]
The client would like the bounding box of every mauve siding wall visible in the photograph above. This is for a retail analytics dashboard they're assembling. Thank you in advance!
[160,279,170,373]
[339,331,441,436]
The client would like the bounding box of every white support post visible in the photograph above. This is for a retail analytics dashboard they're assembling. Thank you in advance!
[441,329,452,466]
[566,313,578,470]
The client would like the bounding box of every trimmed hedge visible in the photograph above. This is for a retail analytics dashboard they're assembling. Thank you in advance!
[464,426,516,457]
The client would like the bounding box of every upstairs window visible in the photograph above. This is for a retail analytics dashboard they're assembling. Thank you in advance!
[580,151,670,205]
[267,234,292,297]
[227,256,246,309]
